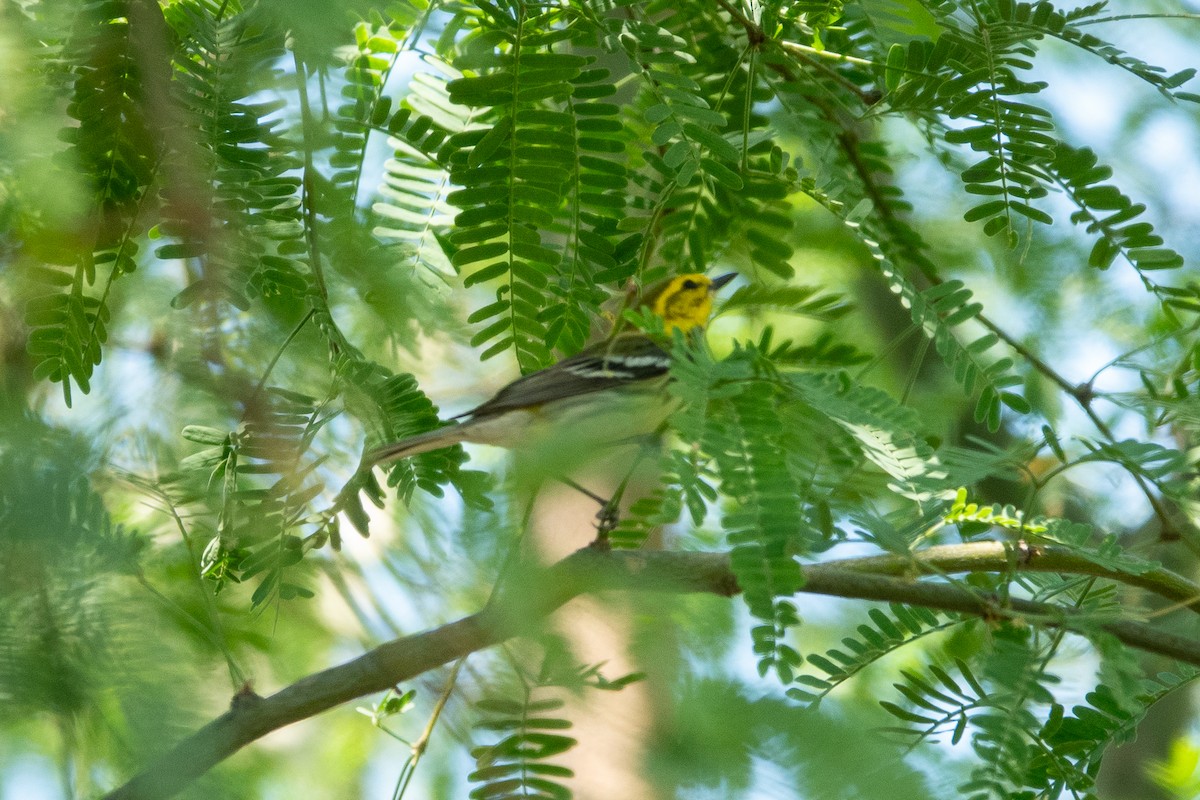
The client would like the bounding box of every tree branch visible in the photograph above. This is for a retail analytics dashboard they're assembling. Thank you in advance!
[104,543,1200,800]
[823,541,1200,615]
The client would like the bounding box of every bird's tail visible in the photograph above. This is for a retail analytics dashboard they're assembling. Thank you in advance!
[366,424,467,465]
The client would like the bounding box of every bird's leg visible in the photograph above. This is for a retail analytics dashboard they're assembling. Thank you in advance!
[591,435,661,546]
[557,476,609,507]
[555,477,617,544]
[559,434,663,547]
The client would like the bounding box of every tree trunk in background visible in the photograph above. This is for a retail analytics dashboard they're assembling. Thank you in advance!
[530,460,667,800]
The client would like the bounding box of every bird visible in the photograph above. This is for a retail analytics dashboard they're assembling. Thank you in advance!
[366,272,737,467]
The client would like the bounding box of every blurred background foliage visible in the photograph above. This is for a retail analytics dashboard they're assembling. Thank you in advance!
[1,0,1200,798]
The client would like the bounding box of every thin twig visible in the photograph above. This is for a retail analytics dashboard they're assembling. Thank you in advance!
[393,657,466,799]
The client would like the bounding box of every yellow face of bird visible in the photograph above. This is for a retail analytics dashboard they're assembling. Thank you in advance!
[649,272,736,334]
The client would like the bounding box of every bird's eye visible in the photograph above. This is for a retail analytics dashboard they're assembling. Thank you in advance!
[681,279,700,290]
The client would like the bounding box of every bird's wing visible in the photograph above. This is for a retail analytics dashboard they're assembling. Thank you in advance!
[463,337,671,418]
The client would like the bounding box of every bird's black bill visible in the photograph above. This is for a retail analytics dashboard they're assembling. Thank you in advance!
[711,272,737,291]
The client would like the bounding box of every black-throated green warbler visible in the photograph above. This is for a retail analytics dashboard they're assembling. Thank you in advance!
[367,272,736,466]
